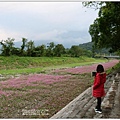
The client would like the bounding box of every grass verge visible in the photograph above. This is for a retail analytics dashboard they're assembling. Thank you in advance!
[0,56,107,75]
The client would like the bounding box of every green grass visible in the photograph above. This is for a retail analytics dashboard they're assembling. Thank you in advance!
[0,56,107,75]
[106,61,120,74]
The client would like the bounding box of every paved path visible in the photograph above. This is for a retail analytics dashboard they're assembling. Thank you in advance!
[51,71,120,119]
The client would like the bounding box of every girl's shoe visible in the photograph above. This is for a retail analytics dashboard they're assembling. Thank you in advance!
[94,108,102,113]
[96,109,102,113]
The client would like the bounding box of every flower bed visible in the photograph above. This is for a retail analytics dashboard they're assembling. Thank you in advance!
[0,59,119,118]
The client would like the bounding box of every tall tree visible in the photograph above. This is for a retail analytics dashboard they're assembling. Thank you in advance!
[46,42,55,57]
[26,40,35,56]
[0,38,14,56]
[20,38,27,56]
[83,2,120,53]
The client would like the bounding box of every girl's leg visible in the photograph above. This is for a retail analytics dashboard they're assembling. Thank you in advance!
[96,97,101,110]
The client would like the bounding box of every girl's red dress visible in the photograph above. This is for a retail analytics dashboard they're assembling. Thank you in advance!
[92,72,106,97]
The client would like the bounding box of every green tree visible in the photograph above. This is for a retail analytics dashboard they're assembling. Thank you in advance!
[33,44,46,57]
[0,38,14,56]
[92,44,96,58]
[11,47,21,56]
[69,45,83,57]
[46,42,55,57]
[82,49,92,57]
[83,2,120,53]
[54,44,65,57]
[20,38,27,56]
[82,1,104,10]
[26,40,35,56]
[39,44,46,57]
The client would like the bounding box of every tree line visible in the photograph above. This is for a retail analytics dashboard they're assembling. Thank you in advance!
[0,38,92,57]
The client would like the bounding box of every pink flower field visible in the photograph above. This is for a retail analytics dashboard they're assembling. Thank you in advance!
[0,59,119,118]
[0,60,119,97]
[51,59,119,74]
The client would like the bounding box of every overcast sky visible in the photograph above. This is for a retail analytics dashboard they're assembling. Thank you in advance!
[0,2,99,48]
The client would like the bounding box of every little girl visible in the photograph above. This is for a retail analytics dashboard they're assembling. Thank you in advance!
[93,64,106,113]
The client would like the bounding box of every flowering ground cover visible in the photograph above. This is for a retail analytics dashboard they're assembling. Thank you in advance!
[51,59,119,75]
[0,59,119,118]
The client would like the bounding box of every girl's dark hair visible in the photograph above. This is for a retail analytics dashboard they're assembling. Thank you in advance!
[96,64,104,73]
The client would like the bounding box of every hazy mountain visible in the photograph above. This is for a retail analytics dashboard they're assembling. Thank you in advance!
[79,42,110,55]
[79,42,93,51]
